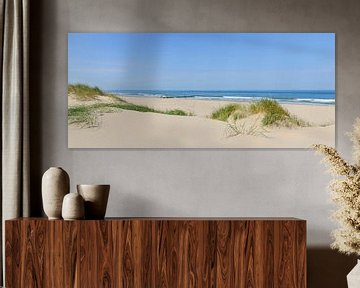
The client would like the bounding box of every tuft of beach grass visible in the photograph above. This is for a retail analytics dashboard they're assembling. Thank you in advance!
[68,105,99,127]
[249,99,308,127]
[68,83,194,127]
[211,104,242,122]
[226,115,269,137]
[68,101,193,128]
[68,84,106,101]
[211,98,309,128]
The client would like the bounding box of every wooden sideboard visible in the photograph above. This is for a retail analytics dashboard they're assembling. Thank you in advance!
[5,217,306,287]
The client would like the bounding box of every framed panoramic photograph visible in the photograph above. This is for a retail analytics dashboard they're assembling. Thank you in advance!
[68,33,335,148]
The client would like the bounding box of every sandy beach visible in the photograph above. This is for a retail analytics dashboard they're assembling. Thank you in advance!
[68,95,335,148]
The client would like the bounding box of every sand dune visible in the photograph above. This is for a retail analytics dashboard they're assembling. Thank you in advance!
[68,96,335,148]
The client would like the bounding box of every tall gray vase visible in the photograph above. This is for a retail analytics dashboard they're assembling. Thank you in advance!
[42,167,70,219]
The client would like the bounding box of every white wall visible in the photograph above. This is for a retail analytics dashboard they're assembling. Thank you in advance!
[30,0,360,248]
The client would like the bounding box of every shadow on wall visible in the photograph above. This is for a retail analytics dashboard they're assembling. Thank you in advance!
[308,248,357,288]
[29,0,47,216]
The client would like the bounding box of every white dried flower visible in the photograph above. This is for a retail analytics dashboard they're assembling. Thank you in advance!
[313,119,360,256]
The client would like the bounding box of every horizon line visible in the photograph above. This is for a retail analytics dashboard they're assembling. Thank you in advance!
[104,88,336,92]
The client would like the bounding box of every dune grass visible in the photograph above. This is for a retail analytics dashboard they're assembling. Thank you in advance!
[249,99,308,127]
[68,84,106,100]
[68,83,194,127]
[68,101,193,127]
[211,104,242,122]
[226,116,268,137]
[68,105,99,127]
[165,109,193,116]
[211,99,309,128]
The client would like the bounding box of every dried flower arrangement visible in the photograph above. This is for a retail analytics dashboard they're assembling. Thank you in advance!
[313,118,360,255]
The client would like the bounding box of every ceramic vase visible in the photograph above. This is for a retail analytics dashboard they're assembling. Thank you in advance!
[347,260,360,288]
[42,167,70,219]
[77,184,110,219]
[62,192,85,220]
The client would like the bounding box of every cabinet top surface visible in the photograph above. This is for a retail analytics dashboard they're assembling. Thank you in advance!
[6,217,305,222]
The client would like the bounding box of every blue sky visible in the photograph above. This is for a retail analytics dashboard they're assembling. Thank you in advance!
[68,33,335,90]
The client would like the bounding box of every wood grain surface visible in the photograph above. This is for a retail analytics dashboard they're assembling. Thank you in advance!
[5,218,306,287]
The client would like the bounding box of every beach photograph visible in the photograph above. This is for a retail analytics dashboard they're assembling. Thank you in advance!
[68,33,335,148]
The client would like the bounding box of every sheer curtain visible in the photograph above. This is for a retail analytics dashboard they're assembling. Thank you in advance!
[0,0,30,284]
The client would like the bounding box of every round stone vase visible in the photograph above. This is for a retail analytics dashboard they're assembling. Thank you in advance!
[42,167,70,219]
[77,184,110,219]
[62,192,85,220]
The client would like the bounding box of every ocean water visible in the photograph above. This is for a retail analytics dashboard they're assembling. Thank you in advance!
[108,90,335,105]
